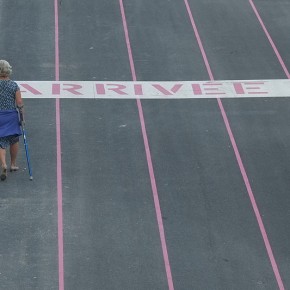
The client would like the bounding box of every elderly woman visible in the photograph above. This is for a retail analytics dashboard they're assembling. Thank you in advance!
[0,60,24,181]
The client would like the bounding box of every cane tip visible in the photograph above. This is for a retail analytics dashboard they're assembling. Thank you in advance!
[30,176,33,181]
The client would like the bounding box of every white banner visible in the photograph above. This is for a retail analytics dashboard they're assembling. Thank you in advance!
[17,79,290,99]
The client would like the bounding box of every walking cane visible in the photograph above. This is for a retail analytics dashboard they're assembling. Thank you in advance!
[19,110,33,181]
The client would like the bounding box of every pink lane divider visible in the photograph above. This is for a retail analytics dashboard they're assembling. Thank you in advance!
[54,0,64,289]
[119,0,175,289]
[183,0,285,289]
[249,0,290,80]
[249,0,290,289]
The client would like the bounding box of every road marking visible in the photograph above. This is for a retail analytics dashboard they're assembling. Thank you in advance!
[184,0,285,289]
[54,0,64,290]
[18,79,290,99]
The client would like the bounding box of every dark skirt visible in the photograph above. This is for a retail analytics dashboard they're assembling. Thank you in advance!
[0,135,19,149]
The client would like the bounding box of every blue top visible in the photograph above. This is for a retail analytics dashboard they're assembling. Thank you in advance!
[0,80,21,137]
[0,80,20,110]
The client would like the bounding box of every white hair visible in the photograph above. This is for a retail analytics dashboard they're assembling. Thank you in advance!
[0,60,12,77]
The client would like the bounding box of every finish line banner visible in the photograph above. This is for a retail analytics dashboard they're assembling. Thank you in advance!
[18,79,290,99]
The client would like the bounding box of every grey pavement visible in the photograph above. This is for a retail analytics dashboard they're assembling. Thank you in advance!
[0,0,290,289]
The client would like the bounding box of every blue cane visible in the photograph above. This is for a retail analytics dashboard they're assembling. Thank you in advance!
[19,110,33,181]
[22,124,33,180]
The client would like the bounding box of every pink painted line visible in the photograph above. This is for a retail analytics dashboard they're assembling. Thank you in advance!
[183,0,285,289]
[55,100,64,290]
[183,0,214,81]
[249,0,290,79]
[119,1,174,289]
[54,0,64,290]
[119,0,137,81]
[54,0,60,82]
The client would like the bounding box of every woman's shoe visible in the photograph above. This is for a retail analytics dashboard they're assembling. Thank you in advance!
[0,168,7,181]
[10,166,19,172]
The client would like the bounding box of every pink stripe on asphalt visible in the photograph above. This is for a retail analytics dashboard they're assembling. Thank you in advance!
[54,0,64,289]
[249,0,290,79]
[183,0,285,289]
[119,1,174,289]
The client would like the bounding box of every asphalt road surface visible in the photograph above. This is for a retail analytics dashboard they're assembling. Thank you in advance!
[0,0,290,289]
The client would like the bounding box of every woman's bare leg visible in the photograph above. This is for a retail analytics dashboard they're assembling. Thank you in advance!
[10,142,19,168]
[0,148,7,169]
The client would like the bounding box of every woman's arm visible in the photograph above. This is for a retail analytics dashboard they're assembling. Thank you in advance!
[15,89,23,108]
[15,90,25,124]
